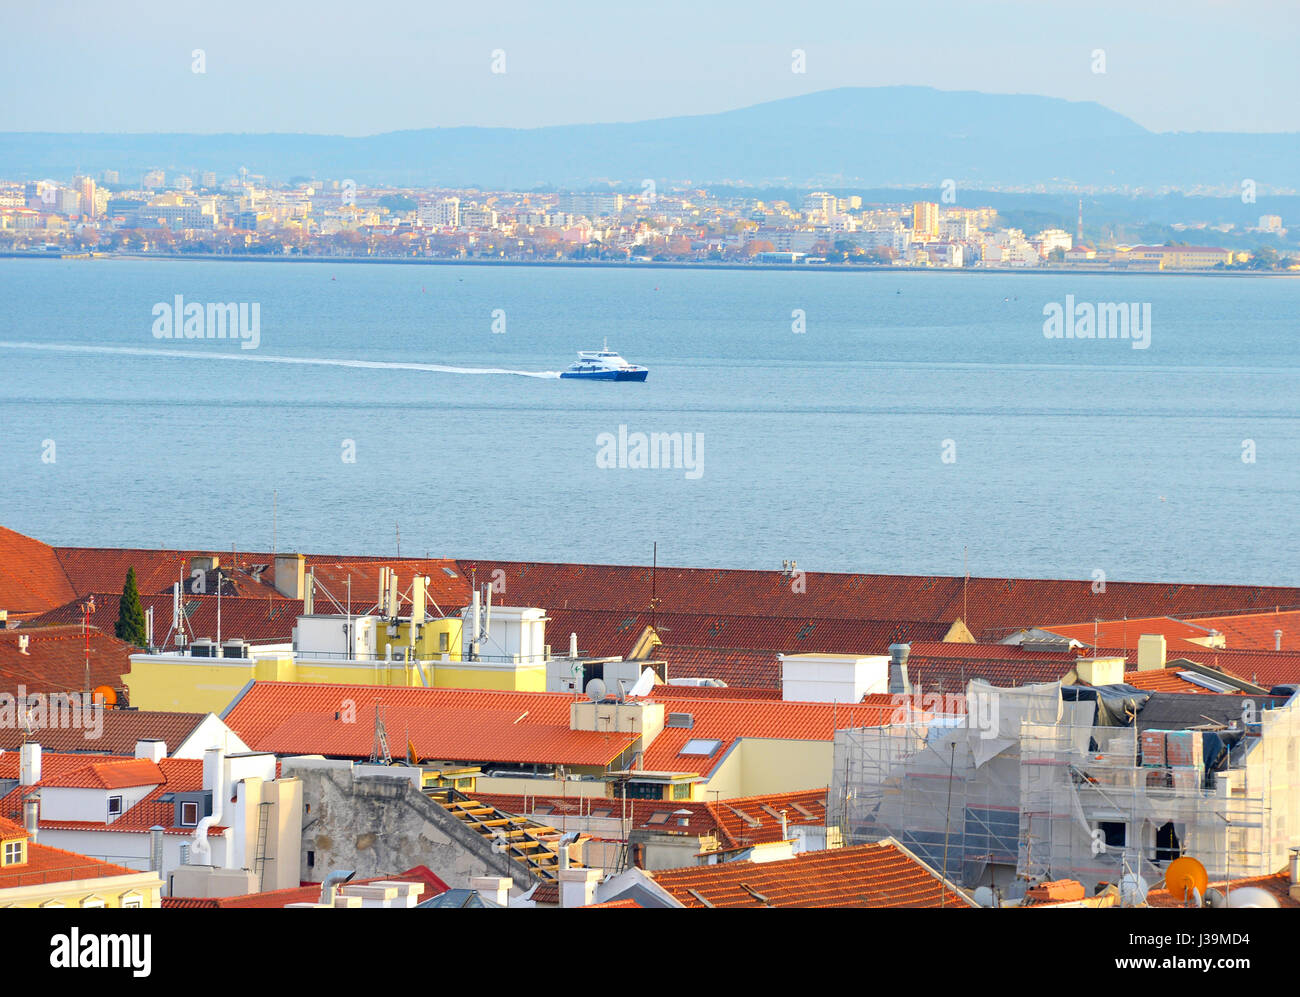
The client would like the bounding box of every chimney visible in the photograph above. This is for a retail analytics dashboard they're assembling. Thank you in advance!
[570,632,578,658]
[17,633,29,654]
[469,876,512,907]
[558,868,601,908]
[19,743,41,786]
[888,644,911,695]
[1277,630,1284,652]
[135,739,167,762]
[149,826,165,872]
[1136,634,1167,672]
[23,798,39,842]
[1291,849,1300,902]
[411,575,427,626]
[274,553,306,600]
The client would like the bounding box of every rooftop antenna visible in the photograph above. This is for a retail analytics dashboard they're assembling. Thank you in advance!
[962,546,968,625]
[396,522,400,558]
[272,489,277,558]
[649,542,660,636]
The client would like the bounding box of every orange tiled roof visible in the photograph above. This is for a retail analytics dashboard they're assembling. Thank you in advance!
[1185,609,1300,652]
[1146,871,1299,908]
[459,559,1300,642]
[0,710,209,755]
[1166,649,1300,689]
[0,625,133,699]
[221,683,901,776]
[707,789,828,849]
[224,683,638,767]
[1122,668,1239,694]
[0,526,78,617]
[0,840,145,890]
[42,757,165,790]
[29,593,301,645]
[657,646,784,689]
[650,840,975,908]
[0,815,26,839]
[0,754,217,836]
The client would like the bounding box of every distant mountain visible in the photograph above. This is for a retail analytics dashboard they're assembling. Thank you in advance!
[3,87,1297,191]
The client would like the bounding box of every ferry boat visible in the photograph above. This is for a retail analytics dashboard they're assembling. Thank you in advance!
[559,340,648,381]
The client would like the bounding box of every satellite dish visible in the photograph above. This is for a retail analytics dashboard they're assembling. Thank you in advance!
[585,678,607,703]
[1164,857,1209,904]
[1205,888,1227,908]
[1225,887,1281,908]
[1119,873,1151,907]
[627,668,656,699]
[973,886,997,908]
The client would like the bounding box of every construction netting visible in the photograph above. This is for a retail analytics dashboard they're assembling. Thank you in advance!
[830,682,1300,899]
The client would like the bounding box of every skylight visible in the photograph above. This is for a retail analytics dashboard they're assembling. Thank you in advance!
[680,738,723,756]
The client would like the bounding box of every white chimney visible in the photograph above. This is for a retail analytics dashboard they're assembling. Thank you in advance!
[1291,849,1300,902]
[1277,630,1284,652]
[135,739,167,762]
[570,632,578,658]
[469,876,512,907]
[1137,634,1167,672]
[17,634,29,654]
[558,868,601,908]
[19,742,41,786]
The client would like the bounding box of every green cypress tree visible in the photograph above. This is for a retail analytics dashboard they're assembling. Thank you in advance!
[115,567,148,648]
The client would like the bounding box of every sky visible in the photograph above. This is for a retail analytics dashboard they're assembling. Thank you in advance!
[2,0,1297,135]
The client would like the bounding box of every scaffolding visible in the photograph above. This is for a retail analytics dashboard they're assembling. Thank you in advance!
[830,683,1300,899]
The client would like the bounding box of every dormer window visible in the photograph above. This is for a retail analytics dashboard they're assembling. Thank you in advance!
[107,795,124,819]
[3,839,26,866]
[180,802,199,827]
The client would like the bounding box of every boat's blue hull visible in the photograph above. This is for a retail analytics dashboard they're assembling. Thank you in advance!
[560,369,648,381]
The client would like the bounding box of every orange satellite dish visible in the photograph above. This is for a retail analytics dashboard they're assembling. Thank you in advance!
[1164,856,1209,902]
[92,686,118,707]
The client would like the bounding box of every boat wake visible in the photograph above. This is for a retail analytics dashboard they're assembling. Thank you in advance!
[0,341,562,378]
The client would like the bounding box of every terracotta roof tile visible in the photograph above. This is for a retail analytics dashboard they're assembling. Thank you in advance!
[460,560,1300,641]
[1185,609,1300,653]
[41,757,165,790]
[650,840,975,908]
[0,526,78,616]
[0,840,145,890]
[0,625,133,698]
[0,710,209,755]
[29,593,301,645]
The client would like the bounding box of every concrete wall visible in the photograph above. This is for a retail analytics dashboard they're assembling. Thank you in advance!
[282,757,531,891]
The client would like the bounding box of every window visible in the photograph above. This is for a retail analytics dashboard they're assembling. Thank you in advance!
[81,896,105,909]
[439,632,449,653]
[671,783,692,801]
[3,840,24,865]
[107,795,123,818]
[1096,821,1127,850]
[180,801,199,827]
[121,893,143,909]
[306,850,314,868]
[646,811,671,826]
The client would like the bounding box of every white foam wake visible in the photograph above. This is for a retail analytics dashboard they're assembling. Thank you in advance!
[0,341,562,378]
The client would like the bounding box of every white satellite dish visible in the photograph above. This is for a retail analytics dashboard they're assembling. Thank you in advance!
[1225,887,1281,908]
[1119,873,1151,907]
[585,678,607,703]
[627,668,656,699]
[973,886,997,908]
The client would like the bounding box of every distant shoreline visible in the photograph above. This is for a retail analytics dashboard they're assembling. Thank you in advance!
[1,250,1296,277]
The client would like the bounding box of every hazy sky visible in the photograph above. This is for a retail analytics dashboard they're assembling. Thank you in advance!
[3,0,1297,134]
